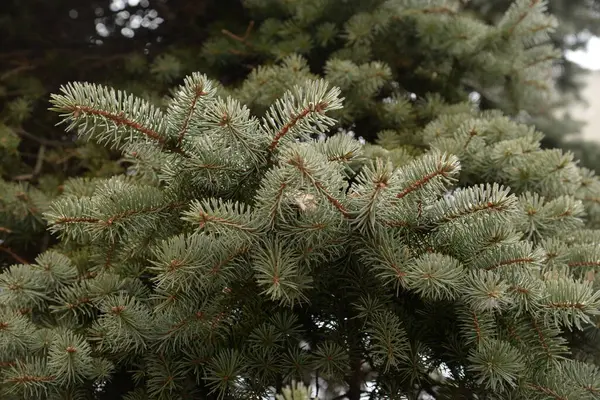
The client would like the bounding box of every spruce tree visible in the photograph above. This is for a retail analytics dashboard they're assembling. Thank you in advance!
[1,1,600,399]
[1,65,600,398]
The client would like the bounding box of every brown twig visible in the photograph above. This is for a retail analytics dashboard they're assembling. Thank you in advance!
[0,64,36,81]
[14,128,74,148]
[13,144,46,181]
[221,21,255,47]
[0,245,30,264]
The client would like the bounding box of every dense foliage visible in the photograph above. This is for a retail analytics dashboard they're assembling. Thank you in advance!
[1,1,600,399]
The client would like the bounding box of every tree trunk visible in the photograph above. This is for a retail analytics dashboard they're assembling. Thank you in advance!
[346,358,363,400]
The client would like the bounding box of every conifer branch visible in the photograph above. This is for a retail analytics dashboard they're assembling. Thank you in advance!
[176,87,207,147]
[396,168,450,199]
[51,201,185,228]
[383,220,411,227]
[429,183,517,222]
[506,0,541,36]
[351,159,395,232]
[168,72,216,147]
[416,6,456,15]
[529,23,556,33]
[196,213,257,232]
[568,261,600,268]
[65,297,92,311]
[263,80,342,153]
[472,311,482,344]
[77,105,162,142]
[531,318,550,356]
[102,202,185,226]
[53,217,100,225]
[6,374,56,383]
[270,183,287,223]
[183,199,261,235]
[315,181,350,217]
[286,153,350,217]
[210,245,250,276]
[395,153,460,200]
[546,302,587,310]
[50,82,192,157]
[104,241,116,270]
[484,257,536,271]
[268,102,328,152]
[69,105,187,157]
[527,384,566,400]
[396,6,457,18]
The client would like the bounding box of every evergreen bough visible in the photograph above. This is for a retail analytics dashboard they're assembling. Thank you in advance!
[1,64,600,399]
[204,0,560,137]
